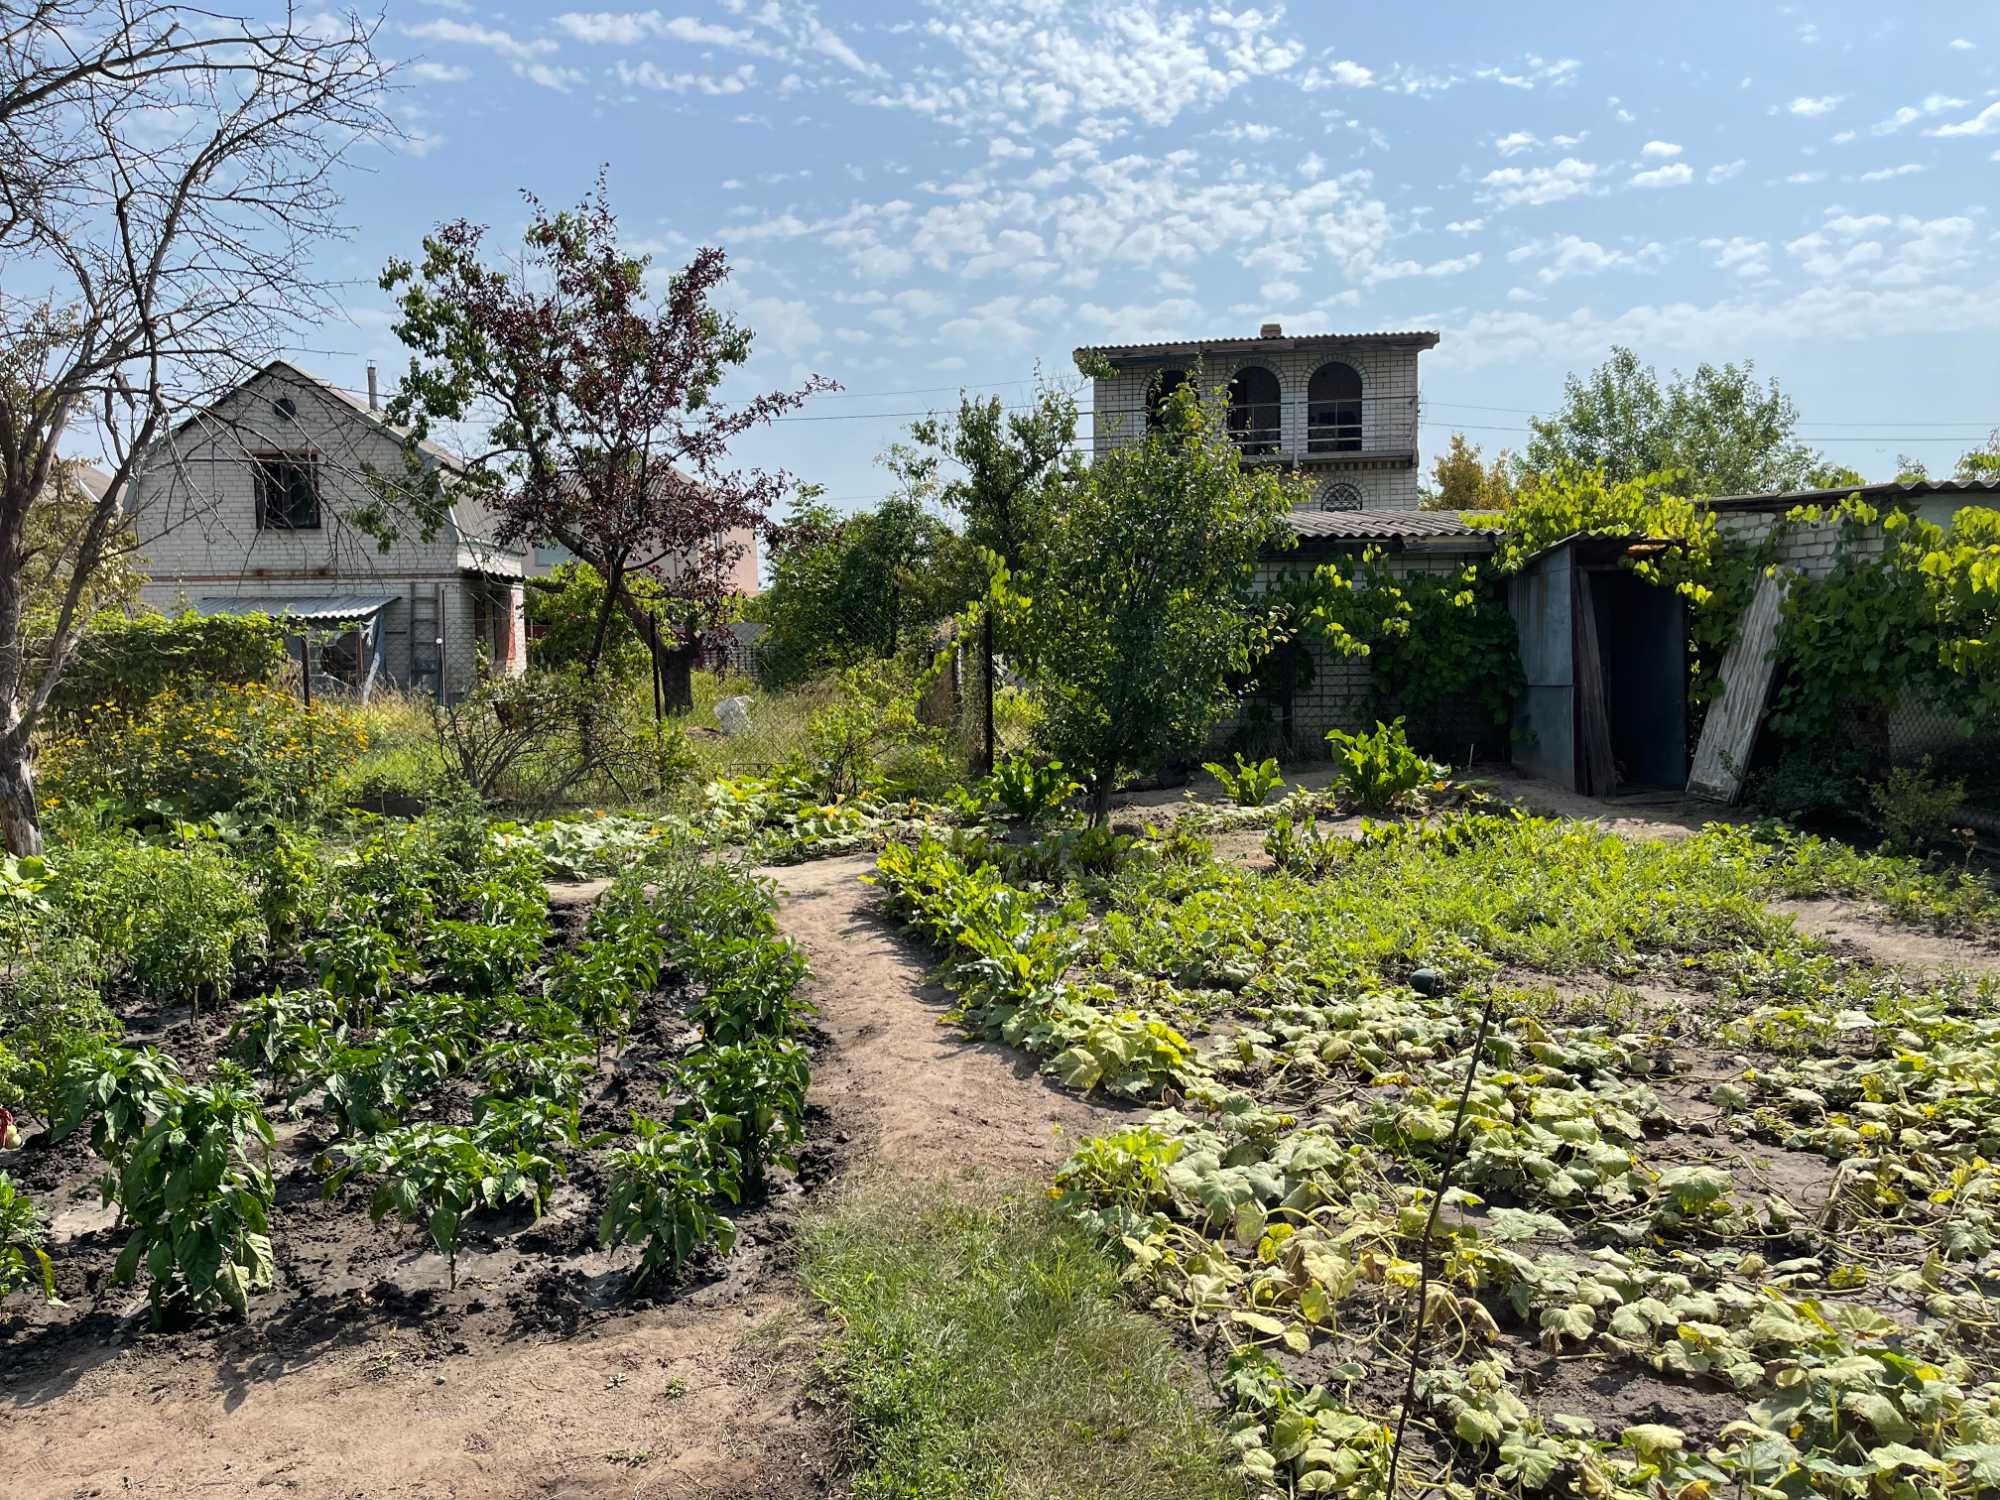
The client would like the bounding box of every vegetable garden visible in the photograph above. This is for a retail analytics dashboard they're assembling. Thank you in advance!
[866,767,2000,1500]
[2,805,815,1356]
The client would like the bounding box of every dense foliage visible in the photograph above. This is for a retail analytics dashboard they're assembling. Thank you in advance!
[1025,381,1295,819]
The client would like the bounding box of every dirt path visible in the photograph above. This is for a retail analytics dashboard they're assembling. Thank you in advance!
[5,855,1115,1500]
[1772,897,2000,975]
[767,854,1124,1183]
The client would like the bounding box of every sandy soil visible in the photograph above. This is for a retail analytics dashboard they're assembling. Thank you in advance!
[765,854,1124,1184]
[1772,896,2000,975]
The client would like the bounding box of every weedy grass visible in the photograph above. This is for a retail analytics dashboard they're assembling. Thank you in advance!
[800,1183,1237,1500]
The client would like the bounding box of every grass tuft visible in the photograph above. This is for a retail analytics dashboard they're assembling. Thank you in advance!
[799,1182,1235,1500]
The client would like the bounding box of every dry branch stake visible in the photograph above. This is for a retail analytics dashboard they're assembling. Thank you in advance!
[1386,985,1502,1499]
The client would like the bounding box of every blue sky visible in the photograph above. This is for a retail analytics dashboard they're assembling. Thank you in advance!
[312,1,2000,509]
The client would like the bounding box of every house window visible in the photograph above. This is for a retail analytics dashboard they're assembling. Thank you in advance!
[1307,363,1364,453]
[253,452,320,529]
[1317,480,1365,512]
[1225,366,1282,455]
[1145,368,1190,429]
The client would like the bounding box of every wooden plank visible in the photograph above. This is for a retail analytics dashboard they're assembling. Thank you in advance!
[1574,570,1618,795]
[1686,569,1790,803]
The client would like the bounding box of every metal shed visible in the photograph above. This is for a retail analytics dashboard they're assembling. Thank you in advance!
[1506,535,1688,795]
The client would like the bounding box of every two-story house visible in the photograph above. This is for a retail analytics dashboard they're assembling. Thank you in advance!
[1075,322,1439,511]
[129,361,530,700]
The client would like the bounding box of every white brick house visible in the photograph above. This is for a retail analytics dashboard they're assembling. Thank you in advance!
[1074,324,1439,511]
[128,361,528,700]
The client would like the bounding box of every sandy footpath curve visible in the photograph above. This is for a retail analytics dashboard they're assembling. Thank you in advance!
[765,853,1123,1182]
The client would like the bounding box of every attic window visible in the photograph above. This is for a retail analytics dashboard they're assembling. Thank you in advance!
[253,451,321,529]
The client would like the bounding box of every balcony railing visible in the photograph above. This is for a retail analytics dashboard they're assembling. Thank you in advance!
[1226,402,1282,456]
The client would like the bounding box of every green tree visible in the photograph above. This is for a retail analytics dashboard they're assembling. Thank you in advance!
[1026,382,1295,823]
[1521,345,1824,496]
[524,561,655,681]
[908,379,1082,769]
[755,489,972,687]
[1421,433,1517,511]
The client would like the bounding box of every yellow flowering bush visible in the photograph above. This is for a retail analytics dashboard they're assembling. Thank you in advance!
[38,679,369,817]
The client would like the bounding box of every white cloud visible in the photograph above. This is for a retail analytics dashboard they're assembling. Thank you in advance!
[403,130,448,158]
[1700,235,1771,278]
[407,62,470,83]
[737,294,823,355]
[1855,163,1924,182]
[1474,55,1581,91]
[1707,158,1746,182]
[1784,169,1827,184]
[552,12,758,48]
[515,61,585,91]
[405,18,556,60]
[1300,58,1375,89]
[1510,233,1667,283]
[1831,129,1856,145]
[1494,131,1539,156]
[1629,161,1693,188]
[989,137,1034,160]
[1478,157,1600,207]
[861,2,1301,131]
[612,59,756,93]
[1260,278,1302,302]
[1875,94,1969,134]
[1949,37,1976,51]
[1431,280,2000,372]
[1639,140,1682,159]
[1929,100,2000,138]
[1788,94,1843,117]
[1445,217,1485,234]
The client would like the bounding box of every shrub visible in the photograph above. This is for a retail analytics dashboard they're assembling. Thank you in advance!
[1326,718,1440,812]
[1202,753,1284,807]
[47,610,288,717]
[1869,762,1969,856]
[38,678,368,821]
[431,666,695,809]
[47,838,262,1006]
[0,937,119,1122]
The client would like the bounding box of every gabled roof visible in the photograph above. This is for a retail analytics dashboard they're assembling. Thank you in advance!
[1699,477,2000,512]
[166,359,466,476]
[1079,329,1441,367]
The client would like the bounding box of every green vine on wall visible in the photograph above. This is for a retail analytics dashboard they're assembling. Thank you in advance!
[1770,500,2000,751]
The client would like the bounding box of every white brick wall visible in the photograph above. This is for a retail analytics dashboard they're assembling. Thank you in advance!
[129,363,529,698]
[1089,342,1425,511]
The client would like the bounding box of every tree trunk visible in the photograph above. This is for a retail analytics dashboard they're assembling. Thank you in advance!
[1086,772,1112,828]
[0,734,43,857]
[659,644,694,714]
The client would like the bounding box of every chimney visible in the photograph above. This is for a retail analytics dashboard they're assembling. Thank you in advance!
[366,362,379,412]
[1259,321,1283,338]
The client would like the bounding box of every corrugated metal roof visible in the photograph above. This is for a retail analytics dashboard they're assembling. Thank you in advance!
[1700,477,2000,511]
[1284,508,1495,541]
[1077,329,1441,364]
[196,594,398,623]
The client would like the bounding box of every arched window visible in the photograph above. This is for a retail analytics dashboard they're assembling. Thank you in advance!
[1226,366,1282,455]
[1317,479,1365,512]
[1145,368,1190,430]
[1307,362,1363,453]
